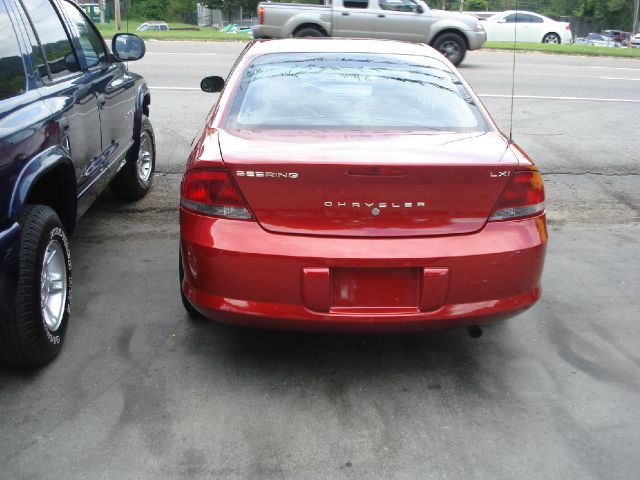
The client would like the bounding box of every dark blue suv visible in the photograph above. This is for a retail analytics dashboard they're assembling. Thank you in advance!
[0,0,155,366]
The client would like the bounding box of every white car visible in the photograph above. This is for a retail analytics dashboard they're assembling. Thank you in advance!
[632,33,640,48]
[481,10,572,44]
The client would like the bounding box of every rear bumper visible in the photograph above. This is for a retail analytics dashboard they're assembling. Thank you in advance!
[251,26,271,39]
[180,210,547,333]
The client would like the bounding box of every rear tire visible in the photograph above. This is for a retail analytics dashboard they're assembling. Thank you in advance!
[0,205,71,367]
[432,32,467,66]
[179,250,203,319]
[110,116,155,201]
[293,27,325,38]
[542,33,561,44]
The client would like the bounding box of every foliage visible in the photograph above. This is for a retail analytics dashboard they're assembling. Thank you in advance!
[464,0,489,10]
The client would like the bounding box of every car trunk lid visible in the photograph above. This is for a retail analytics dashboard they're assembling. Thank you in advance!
[219,130,516,237]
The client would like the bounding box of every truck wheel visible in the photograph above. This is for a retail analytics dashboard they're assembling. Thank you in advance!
[179,250,202,319]
[433,33,467,66]
[110,116,155,201]
[0,205,71,367]
[293,27,325,38]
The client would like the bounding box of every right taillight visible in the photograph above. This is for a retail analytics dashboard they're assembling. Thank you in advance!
[489,170,545,221]
[181,169,254,220]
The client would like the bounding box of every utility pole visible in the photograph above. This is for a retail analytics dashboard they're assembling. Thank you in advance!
[99,0,104,24]
[114,0,121,30]
[460,0,464,12]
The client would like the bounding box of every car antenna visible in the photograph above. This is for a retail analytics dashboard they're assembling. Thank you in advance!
[508,0,518,144]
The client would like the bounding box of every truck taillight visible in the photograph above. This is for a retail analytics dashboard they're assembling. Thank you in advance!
[489,170,545,221]
[258,6,265,24]
[181,170,254,220]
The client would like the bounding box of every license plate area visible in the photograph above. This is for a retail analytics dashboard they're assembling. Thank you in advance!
[331,267,420,312]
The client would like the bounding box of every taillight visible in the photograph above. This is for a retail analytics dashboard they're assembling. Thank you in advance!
[258,6,264,24]
[565,24,571,30]
[489,170,545,221]
[181,169,253,220]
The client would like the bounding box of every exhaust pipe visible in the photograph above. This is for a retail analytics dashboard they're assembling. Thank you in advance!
[467,325,482,338]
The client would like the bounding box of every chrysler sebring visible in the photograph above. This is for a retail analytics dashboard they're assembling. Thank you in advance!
[179,39,547,334]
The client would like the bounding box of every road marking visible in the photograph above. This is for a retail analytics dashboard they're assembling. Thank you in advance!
[479,94,640,103]
[148,88,640,103]
[145,52,218,56]
[588,66,640,72]
[150,87,201,91]
[598,76,640,81]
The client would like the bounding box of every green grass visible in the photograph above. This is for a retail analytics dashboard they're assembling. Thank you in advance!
[483,41,640,58]
[95,20,251,41]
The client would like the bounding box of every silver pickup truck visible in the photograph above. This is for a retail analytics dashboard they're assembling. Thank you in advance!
[253,0,486,65]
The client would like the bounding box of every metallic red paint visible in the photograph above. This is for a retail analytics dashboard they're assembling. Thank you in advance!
[179,39,548,332]
[180,210,547,332]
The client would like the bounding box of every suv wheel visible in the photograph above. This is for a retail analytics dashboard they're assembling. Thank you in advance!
[0,205,71,367]
[110,116,156,201]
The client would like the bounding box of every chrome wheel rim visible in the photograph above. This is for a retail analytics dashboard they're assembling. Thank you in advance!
[440,41,460,63]
[40,239,67,332]
[136,132,153,183]
[544,35,559,44]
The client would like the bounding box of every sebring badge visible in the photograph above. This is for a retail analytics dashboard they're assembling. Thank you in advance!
[236,170,299,179]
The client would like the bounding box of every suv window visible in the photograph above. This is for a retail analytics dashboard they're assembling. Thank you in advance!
[61,0,107,68]
[344,0,368,9]
[21,0,77,77]
[0,9,26,100]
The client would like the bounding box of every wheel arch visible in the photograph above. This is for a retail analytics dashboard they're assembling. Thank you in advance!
[10,147,77,235]
[291,22,328,37]
[431,28,470,49]
[133,83,151,148]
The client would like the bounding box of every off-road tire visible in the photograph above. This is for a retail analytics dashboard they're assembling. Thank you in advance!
[110,116,155,201]
[432,32,467,66]
[0,205,71,367]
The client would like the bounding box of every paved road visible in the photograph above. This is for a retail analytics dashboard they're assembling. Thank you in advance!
[1,42,639,479]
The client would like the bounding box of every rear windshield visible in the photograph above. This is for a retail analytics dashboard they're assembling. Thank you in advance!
[224,52,489,132]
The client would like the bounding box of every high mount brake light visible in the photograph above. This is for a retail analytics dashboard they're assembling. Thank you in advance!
[489,170,545,221]
[181,170,253,220]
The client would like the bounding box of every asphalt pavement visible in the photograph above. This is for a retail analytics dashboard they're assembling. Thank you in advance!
[0,42,639,479]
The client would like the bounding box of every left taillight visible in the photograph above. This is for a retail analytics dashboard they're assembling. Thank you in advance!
[258,6,265,24]
[489,170,545,222]
[181,169,254,220]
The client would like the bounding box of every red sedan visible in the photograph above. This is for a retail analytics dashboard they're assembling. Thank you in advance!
[179,39,547,335]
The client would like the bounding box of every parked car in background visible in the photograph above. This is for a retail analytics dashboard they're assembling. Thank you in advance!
[601,29,630,45]
[180,38,547,335]
[631,33,640,48]
[136,21,169,31]
[481,10,572,44]
[252,0,487,66]
[574,33,620,47]
[1,0,155,367]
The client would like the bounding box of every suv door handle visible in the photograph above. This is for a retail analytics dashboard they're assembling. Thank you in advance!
[341,12,349,15]
[378,14,385,17]
[97,94,106,108]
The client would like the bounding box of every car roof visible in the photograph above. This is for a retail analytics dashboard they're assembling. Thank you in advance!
[246,38,442,60]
